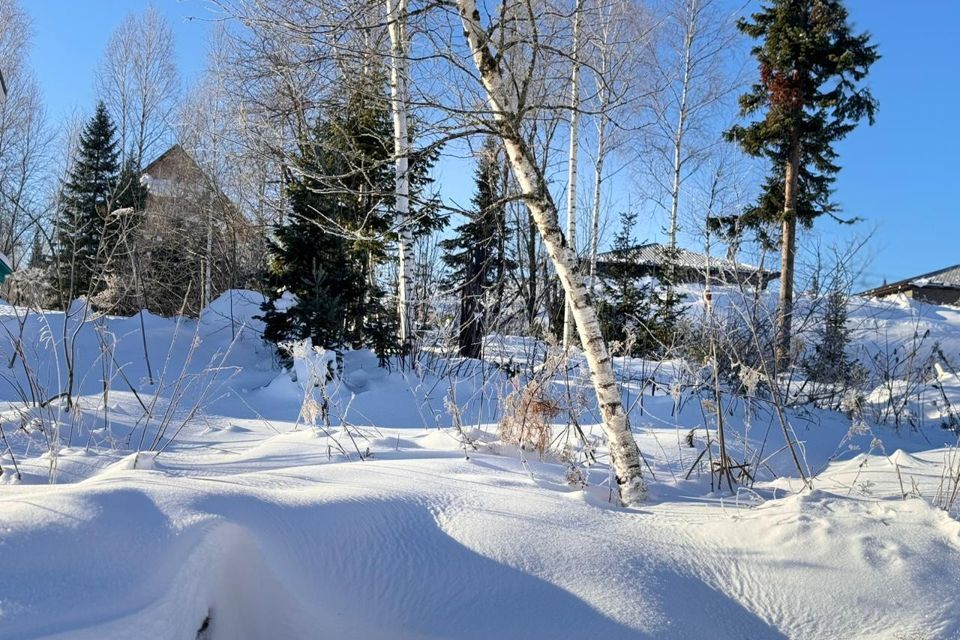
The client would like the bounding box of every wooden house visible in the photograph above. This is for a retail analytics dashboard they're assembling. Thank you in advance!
[860,265,960,306]
[594,243,780,289]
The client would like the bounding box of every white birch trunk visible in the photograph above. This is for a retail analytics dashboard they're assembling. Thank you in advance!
[587,112,606,289]
[562,0,583,350]
[456,0,645,504]
[668,0,697,252]
[587,28,612,289]
[386,0,416,358]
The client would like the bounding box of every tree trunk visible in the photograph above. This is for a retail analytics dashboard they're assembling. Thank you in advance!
[204,202,213,309]
[386,0,417,360]
[587,79,608,289]
[562,0,583,351]
[456,0,645,504]
[776,140,800,369]
[525,210,538,330]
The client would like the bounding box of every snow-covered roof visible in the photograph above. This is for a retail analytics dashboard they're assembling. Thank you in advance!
[596,243,778,277]
[861,264,960,297]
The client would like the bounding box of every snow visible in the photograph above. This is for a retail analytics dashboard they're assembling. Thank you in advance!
[1,290,959,639]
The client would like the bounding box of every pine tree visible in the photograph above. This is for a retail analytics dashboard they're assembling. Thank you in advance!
[54,101,121,305]
[717,0,878,367]
[441,138,510,359]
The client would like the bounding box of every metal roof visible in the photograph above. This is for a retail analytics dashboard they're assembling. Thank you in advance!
[860,264,960,297]
[596,243,779,277]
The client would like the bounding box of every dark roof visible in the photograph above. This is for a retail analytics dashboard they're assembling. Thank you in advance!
[143,143,190,175]
[596,243,779,278]
[860,264,960,297]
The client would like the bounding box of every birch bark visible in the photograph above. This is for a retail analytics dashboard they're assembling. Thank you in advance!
[562,0,583,350]
[456,0,645,504]
[386,0,417,360]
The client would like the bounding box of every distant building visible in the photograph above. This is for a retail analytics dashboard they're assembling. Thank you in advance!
[595,243,780,289]
[128,144,257,316]
[142,144,236,217]
[860,265,960,306]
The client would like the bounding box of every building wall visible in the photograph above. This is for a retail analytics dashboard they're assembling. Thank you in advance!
[908,287,960,306]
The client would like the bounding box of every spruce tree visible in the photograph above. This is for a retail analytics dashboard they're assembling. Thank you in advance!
[54,101,121,305]
[441,138,511,359]
[262,66,433,363]
[803,288,855,384]
[597,211,654,356]
[718,0,878,367]
[114,155,148,212]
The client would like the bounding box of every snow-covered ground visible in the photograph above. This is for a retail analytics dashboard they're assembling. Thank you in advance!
[1,290,959,639]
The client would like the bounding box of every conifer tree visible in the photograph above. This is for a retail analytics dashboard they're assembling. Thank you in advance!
[441,138,511,359]
[54,101,120,305]
[803,288,855,384]
[114,155,148,212]
[719,0,878,367]
[597,211,654,356]
[261,67,438,363]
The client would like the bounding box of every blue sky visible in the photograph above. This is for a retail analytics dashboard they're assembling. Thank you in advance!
[22,0,960,290]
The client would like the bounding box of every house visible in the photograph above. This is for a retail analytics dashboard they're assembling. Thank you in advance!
[142,144,235,215]
[595,243,780,289]
[118,144,257,316]
[859,265,960,306]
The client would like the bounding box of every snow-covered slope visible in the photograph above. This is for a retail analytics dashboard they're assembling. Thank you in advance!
[1,291,959,639]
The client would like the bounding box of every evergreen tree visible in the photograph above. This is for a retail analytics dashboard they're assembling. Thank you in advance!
[54,102,121,305]
[597,211,654,356]
[716,0,878,366]
[650,247,684,354]
[441,138,510,359]
[114,154,148,212]
[262,66,431,363]
[803,288,855,384]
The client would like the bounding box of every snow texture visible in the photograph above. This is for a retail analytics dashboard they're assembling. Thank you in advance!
[0,289,959,639]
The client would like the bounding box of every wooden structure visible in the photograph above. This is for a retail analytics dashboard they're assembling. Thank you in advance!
[860,265,960,306]
[595,243,780,289]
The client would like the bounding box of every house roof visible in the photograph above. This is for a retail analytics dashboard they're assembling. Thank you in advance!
[860,264,960,298]
[596,243,780,279]
[141,143,248,229]
[143,143,190,176]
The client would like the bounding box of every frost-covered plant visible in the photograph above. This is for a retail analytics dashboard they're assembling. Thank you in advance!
[498,376,560,456]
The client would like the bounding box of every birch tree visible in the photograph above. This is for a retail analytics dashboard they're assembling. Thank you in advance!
[456,0,644,504]
[584,0,647,286]
[561,0,583,350]
[97,5,179,168]
[385,0,417,359]
[644,0,738,252]
[0,0,52,267]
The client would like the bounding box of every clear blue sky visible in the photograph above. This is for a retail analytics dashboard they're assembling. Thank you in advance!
[22,0,960,290]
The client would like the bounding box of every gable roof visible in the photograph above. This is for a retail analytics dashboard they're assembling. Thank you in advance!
[143,143,192,176]
[141,143,247,228]
[596,243,779,278]
[860,264,960,298]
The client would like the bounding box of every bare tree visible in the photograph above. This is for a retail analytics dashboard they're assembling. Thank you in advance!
[0,0,53,268]
[584,0,650,286]
[97,5,179,168]
[561,0,583,350]
[643,0,739,251]
[385,0,417,358]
